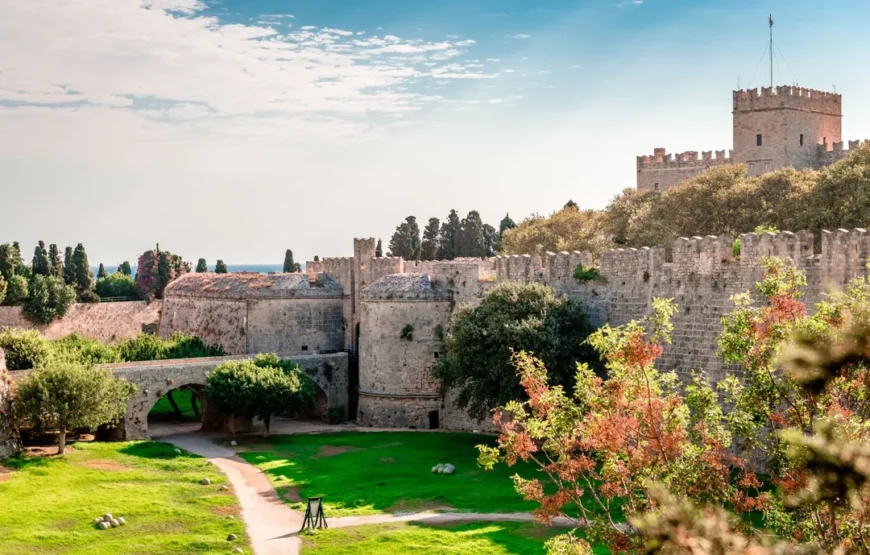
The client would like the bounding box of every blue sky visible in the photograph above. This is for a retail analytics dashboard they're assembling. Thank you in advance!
[2,0,869,264]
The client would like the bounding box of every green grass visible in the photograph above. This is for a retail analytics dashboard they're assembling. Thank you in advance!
[301,521,611,555]
[239,431,542,517]
[149,390,201,421]
[0,441,248,555]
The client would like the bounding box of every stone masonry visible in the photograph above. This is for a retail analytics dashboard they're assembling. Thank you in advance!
[637,86,867,191]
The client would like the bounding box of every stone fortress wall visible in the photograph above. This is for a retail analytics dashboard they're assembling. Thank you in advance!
[0,301,162,342]
[637,85,868,192]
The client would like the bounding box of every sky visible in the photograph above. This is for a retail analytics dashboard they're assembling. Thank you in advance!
[2,0,870,265]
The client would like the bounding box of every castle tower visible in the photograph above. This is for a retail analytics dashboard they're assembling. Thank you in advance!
[732,86,842,176]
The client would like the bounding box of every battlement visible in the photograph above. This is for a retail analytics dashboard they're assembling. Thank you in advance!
[820,139,870,165]
[733,86,841,115]
[637,148,733,171]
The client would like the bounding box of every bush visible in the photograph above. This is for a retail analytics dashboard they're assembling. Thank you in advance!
[135,249,190,300]
[49,334,121,366]
[0,275,5,305]
[327,406,345,424]
[0,329,51,370]
[400,324,414,341]
[14,362,136,454]
[4,275,28,305]
[253,353,315,417]
[95,273,138,299]
[116,332,224,362]
[572,263,600,282]
[22,275,77,324]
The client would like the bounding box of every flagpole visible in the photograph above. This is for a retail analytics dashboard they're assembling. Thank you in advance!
[769,14,774,87]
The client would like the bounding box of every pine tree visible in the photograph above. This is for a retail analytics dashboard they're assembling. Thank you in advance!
[97,263,108,279]
[283,250,295,273]
[48,244,63,278]
[313,255,320,262]
[31,241,50,277]
[214,260,228,274]
[483,223,500,256]
[388,216,422,260]
[63,247,76,285]
[499,213,517,238]
[438,210,461,260]
[457,210,486,257]
[195,258,208,273]
[118,261,132,276]
[375,239,383,257]
[72,243,94,293]
[421,217,441,260]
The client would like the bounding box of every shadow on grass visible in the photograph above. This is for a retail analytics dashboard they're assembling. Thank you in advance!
[118,441,200,460]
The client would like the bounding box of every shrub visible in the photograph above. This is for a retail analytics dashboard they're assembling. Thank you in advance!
[114,332,223,362]
[4,275,28,305]
[49,334,121,366]
[22,275,77,324]
[572,263,600,282]
[0,275,5,305]
[0,329,51,370]
[14,362,136,454]
[327,406,345,424]
[95,273,138,299]
[400,324,414,341]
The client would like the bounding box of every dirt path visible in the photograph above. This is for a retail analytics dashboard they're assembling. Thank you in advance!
[163,434,303,555]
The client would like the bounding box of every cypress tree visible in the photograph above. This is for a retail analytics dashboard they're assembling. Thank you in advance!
[195,258,208,273]
[388,216,421,260]
[63,247,76,285]
[48,244,64,278]
[421,217,441,260]
[375,239,383,257]
[456,210,486,257]
[283,250,295,273]
[438,210,461,260]
[499,213,516,238]
[214,260,228,274]
[97,263,108,279]
[0,244,16,281]
[72,243,94,293]
[313,255,320,262]
[32,241,50,277]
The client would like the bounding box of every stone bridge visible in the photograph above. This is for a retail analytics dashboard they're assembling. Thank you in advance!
[101,352,349,440]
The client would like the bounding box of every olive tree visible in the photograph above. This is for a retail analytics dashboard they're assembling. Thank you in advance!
[15,363,137,454]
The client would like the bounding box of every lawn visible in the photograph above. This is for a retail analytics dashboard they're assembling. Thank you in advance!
[0,441,247,555]
[149,389,202,421]
[301,521,610,555]
[239,431,542,517]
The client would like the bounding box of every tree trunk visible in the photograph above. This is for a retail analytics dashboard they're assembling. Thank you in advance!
[57,430,67,455]
[166,390,183,419]
[229,414,236,435]
[263,415,270,438]
[189,390,200,419]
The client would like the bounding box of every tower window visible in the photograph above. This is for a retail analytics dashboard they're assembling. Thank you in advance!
[800,134,804,146]
[756,134,763,146]
[654,183,659,191]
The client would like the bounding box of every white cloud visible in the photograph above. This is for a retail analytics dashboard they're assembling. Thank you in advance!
[506,34,531,39]
[486,58,500,62]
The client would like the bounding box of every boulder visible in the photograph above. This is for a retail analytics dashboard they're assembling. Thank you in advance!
[98,522,110,530]
[227,533,238,541]
[102,514,113,522]
[200,478,211,485]
[442,464,455,475]
[110,519,119,528]
[117,517,126,526]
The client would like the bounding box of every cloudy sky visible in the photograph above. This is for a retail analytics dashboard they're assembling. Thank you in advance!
[2,0,870,265]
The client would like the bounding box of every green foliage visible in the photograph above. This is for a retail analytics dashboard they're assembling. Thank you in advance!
[501,205,610,257]
[118,260,132,276]
[0,243,17,281]
[31,241,50,277]
[283,250,295,273]
[48,244,63,279]
[49,334,121,366]
[95,272,138,299]
[327,406,345,424]
[117,332,224,362]
[253,353,315,416]
[135,247,190,299]
[438,210,461,260]
[71,243,94,295]
[205,359,304,436]
[194,258,208,273]
[420,217,441,261]
[214,259,228,274]
[457,210,487,258]
[572,263,600,282]
[498,213,516,238]
[22,274,77,325]
[0,275,5,305]
[389,216,422,260]
[400,324,414,341]
[375,239,383,257]
[433,282,600,420]
[62,246,75,285]
[14,362,136,453]
[96,263,108,279]
[4,275,28,305]
[0,328,52,370]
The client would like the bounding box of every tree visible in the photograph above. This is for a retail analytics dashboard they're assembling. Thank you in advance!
[483,223,499,257]
[4,276,28,306]
[72,243,94,296]
[420,217,441,261]
[14,363,136,454]
[563,199,578,210]
[195,258,208,273]
[478,300,761,553]
[117,261,132,276]
[499,213,516,239]
[375,239,383,257]
[95,272,138,299]
[205,359,304,437]
[432,282,600,420]
[501,205,610,257]
[438,210,461,260]
[389,216,422,260]
[96,264,108,280]
[0,275,5,306]
[23,275,77,325]
[214,260,228,274]
[283,250,296,273]
[313,255,320,262]
[135,247,190,299]
[11,242,26,278]
[0,329,51,370]
[0,243,16,281]
[62,246,76,286]
[48,244,63,279]
[31,241,50,277]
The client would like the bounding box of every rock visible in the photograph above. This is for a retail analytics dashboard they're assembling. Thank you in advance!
[230,440,238,447]
[117,517,126,526]
[103,513,113,522]
[227,533,238,541]
[432,464,444,473]
[98,522,110,530]
[200,478,211,485]
[92,517,102,524]
[110,519,119,528]
[174,448,181,454]
[443,464,456,475]
[219,485,229,491]
[226,515,235,520]
[233,549,243,554]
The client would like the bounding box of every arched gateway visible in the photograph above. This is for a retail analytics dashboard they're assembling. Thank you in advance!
[103,352,348,439]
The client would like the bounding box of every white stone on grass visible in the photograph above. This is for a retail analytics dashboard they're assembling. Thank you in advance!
[227,533,238,541]
[110,519,119,528]
[117,517,126,526]
[442,464,456,475]
[98,522,110,530]
[103,514,113,522]
[233,549,243,554]
[230,440,238,447]
[200,478,211,485]
[92,517,102,524]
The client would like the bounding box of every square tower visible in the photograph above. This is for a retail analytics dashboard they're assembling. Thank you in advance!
[733,86,841,176]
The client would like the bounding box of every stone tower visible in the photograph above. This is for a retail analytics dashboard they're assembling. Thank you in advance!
[732,86,842,176]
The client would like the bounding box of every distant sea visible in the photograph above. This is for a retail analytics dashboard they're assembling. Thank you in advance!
[92,264,287,278]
